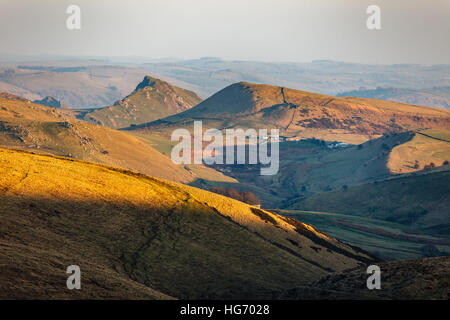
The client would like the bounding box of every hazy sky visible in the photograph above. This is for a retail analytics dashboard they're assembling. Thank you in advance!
[1,0,449,64]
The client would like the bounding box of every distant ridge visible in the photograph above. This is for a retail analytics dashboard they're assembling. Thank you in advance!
[337,86,450,110]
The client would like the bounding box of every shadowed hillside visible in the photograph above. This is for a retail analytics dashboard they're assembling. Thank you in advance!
[278,257,450,300]
[0,148,375,299]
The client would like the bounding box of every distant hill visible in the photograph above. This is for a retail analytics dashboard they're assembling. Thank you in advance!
[0,148,374,299]
[141,58,450,98]
[132,82,450,144]
[337,87,450,110]
[0,93,232,185]
[33,96,69,109]
[0,65,145,107]
[72,76,202,129]
[2,59,450,105]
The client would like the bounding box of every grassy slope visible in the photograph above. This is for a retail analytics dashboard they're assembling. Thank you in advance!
[280,210,450,260]
[0,148,375,299]
[0,96,235,185]
[77,76,202,129]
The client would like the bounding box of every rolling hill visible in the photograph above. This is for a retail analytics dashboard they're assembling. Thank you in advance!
[192,130,449,208]
[131,82,450,144]
[72,76,202,129]
[337,86,450,110]
[0,93,233,185]
[0,148,375,299]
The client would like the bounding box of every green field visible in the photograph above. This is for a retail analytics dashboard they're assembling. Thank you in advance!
[281,210,450,261]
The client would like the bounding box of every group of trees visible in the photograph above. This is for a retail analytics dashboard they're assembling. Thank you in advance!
[423,162,436,170]
[209,187,261,205]
[414,160,449,170]
[413,160,449,170]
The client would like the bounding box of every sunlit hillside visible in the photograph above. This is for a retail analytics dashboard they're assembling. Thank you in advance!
[0,148,375,299]
[388,130,450,174]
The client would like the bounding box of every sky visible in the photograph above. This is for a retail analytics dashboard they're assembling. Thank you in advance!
[1,0,449,64]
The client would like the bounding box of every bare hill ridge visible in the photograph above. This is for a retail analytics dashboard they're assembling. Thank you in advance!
[74,76,202,129]
[136,82,450,143]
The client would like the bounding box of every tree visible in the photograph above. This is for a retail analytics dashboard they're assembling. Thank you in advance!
[241,191,261,205]
[209,187,261,205]
[424,162,436,170]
